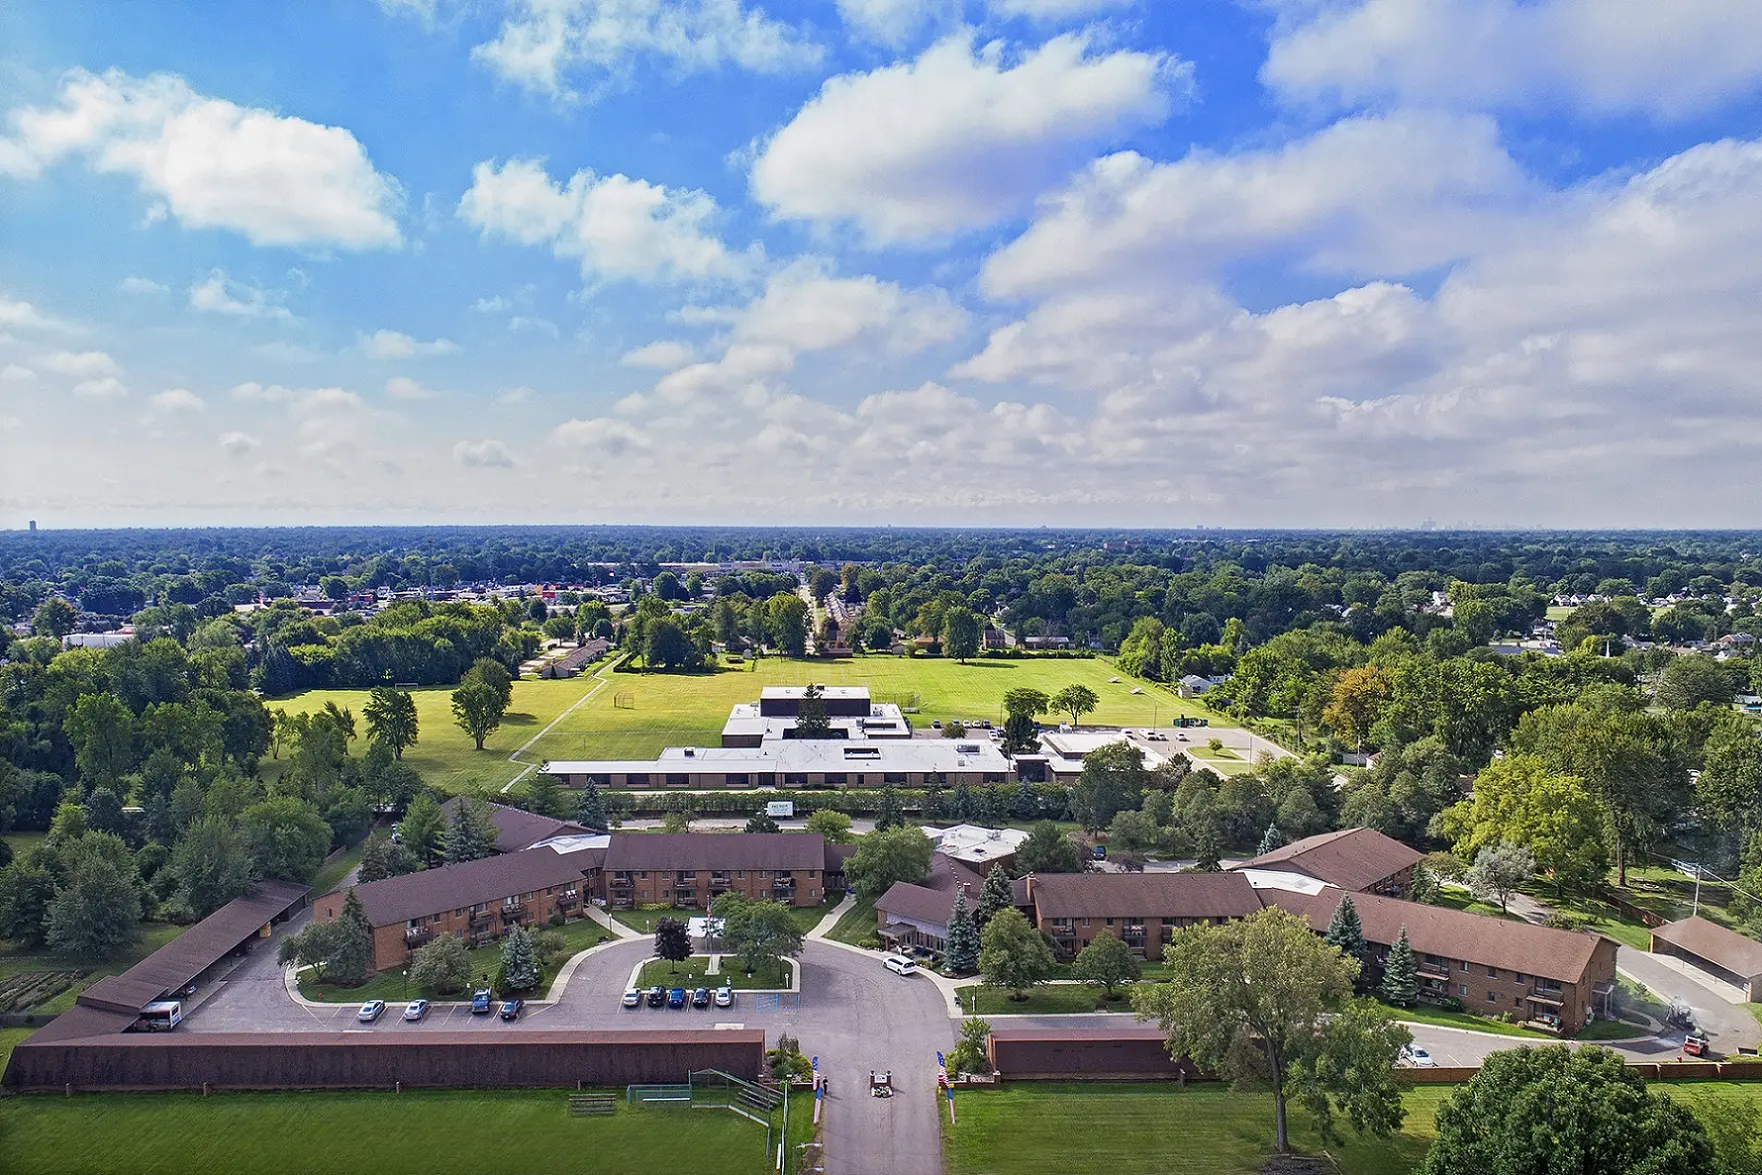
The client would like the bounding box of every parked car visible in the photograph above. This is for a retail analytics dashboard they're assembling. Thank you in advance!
[931,720,942,729]
[471,989,493,1014]
[357,999,386,1023]
[499,998,524,1021]
[645,985,666,1008]
[621,988,642,1008]
[882,954,918,977]
[714,986,733,1008]
[402,999,429,1022]
[1402,1045,1437,1068]
[691,987,711,1008]
[667,987,688,1009]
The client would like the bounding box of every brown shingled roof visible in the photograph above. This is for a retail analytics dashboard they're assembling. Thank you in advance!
[602,832,826,873]
[441,798,588,853]
[1651,916,1762,980]
[1238,826,1424,892]
[1027,872,1262,921]
[1262,887,1611,984]
[332,848,591,928]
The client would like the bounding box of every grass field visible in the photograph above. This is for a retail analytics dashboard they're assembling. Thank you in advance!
[267,673,605,795]
[941,1081,1762,1175]
[636,955,790,990]
[955,984,1131,1015]
[297,918,612,1003]
[826,895,880,948]
[0,1089,811,1175]
[1387,1001,1554,1039]
[527,655,1222,764]
[0,922,188,1015]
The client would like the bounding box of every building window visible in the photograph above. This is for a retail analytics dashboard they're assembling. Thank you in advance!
[726,774,749,787]
[1460,961,1471,972]
[825,772,848,786]
[884,773,907,784]
[1487,992,1497,1003]
[1487,967,1499,978]
[666,773,689,786]
[1459,984,1469,998]
[627,773,650,786]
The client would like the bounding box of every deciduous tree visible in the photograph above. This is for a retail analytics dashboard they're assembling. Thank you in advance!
[1015,820,1084,874]
[844,825,933,899]
[409,933,472,994]
[451,677,505,750]
[1072,928,1140,997]
[1050,684,1099,727]
[654,916,692,973]
[805,808,853,843]
[169,815,253,916]
[363,686,419,760]
[978,908,1056,1000]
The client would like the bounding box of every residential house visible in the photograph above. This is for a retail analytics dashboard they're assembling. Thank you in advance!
[1023,872,1263,958]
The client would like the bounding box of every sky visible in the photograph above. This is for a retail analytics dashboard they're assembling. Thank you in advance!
[2,0,1761,530]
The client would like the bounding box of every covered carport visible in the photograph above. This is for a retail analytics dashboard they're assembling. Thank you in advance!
[1650,916,1762,1000]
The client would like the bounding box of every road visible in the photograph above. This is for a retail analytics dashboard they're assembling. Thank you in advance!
[188,914,952,1175]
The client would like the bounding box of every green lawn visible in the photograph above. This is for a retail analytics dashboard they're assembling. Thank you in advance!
[298,918,613,1003]
[310,840,367,898]
[636,955,790,990]
[527,655,1225,763]
[1514,887,1657,951]
[0,1026,33,1073]
[612,904,828,936]
[267,673,606,795]
[0,922,189,1015]
[0,1089,810,1175]
[955,984,1132,1015]
[1389,1001,1555,1039]
[826,894,880,948]
[942,1082,1762,1175]
[1432,888,1523,921]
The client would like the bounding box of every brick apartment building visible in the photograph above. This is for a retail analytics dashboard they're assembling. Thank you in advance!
[601,833,829,909]
[313,846,597,973]
[1023,872,1264,958]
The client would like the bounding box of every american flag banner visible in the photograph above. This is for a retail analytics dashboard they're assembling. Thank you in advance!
[938,1051,955,1124]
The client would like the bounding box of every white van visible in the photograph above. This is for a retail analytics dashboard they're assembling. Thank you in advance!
[882,954,918,977]
[138,1000,183,1032]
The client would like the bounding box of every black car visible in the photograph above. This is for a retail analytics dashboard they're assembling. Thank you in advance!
[645,985,666,1008]
[499,998,524,1021]
[691,987,711,1008]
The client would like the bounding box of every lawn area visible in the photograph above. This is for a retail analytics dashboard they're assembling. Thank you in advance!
[0,922,188,1014]
[527,655,1226,763]
[0,1026,33,1073]
[1389,1001,1555,1039]
[297,918,613,1003]
[826,894,880,948]
[1432,887,1522,921]
[310,840,367,898]
[636,955,791,990]
[954,984,1132,1015]
[0,1089,811,1175]
[1517,888,1656,951]
[612,904,828,936]
[267,672,605,795]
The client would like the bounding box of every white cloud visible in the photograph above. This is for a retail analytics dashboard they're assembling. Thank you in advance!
[230,380,297,403]
[980,111,1531,299]
[833,0,957,45]
[751,33,1180,243]
[460,158,745,283]
[218,430,262,456]
[1260,0,1762,119]
[471,295,513,313]
[991,0,1138,16]
[619,339,697,369]
[385,376,437,400]
[148,388,204,412]
[188,270,295,320]
[40,350,121,379]
[118,276,169,295]
[497,385,536,404]
[0,296,69,331]
[1,364,35,386]
[454,438,516,467]
[472,0,823,100]
[550,416,652,455]
[361,329,458,358]
[73,377,129,400]
[1,69,402,248]
[298,386,365,413]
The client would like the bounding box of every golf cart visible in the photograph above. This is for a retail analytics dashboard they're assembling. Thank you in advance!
[869,1070,893,1099]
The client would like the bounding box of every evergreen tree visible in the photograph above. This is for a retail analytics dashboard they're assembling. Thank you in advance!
[1257,821,1285,856]
[977,864,1014,929]
[1012,778,1040,821]
[1193,824,1222,872]
[923,772,946,820]
[499,924,541,992]
[1408,863,1439,905]
[874,781,906,830]
[446,796,496,864]
[744,811,781,834]
[523,772,564,820]
[1380,925,1418,1008]
[945,884,980,973]
[331,889,374,985]
[1323,893,1369,965]
[576,778,609,832]
[952,782,975,820]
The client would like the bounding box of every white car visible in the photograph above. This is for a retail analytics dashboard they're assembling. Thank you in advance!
[357,999,386,1023]
[883,954,918,977]
[621,988,642,1008]
[1403,1046,1437,1068]
[714,986,733,1008]
[402,999,429,1022]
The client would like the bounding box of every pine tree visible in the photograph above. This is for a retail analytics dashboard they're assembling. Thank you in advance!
[1012,779,1040,820]
[874,781,906,831]
[1408,863,1438,905]
[977,864,1014,929]
[500,924,541,992]
[1257,821,1285,856]
[446,796,496,864]
[576,778,609,832]
[1380,924,1418,1008]
[524,772,563,820]
[1194,825,1222,872]
[952,782,975,820]
[332,889,374,985]
[1323,893,1368,965]
[945,884,980,973]
[923,772,946,820]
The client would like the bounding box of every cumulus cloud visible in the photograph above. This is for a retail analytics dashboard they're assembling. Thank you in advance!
[189,271,295,320]
[833,0,958,45]
[620,340,697,369]
[751,33,1181,242]
[0,364,36,387]
[384,376,436,400]
[40,350,120,379]
[454,438,516,467]
[1260,0,1762,119]
[72,377,129,400]
[0,296,71,331]
[148,388,204,412]
[459,157,745,282]
[470,0,823,100]
[991,0,1138,16]
[1,69,402,248]
[497,386,536,404]
[118,275,170,295]
[218,430,262,455]
[360,329,458,358]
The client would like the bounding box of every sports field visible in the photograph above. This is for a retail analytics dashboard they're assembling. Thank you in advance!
[0,1089,811,1175]
[527,654,1217,764]
[267,674,605,794]
[940,1081,1762,1175]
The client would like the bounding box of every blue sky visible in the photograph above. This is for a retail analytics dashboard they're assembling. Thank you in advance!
[3,0,1761,528]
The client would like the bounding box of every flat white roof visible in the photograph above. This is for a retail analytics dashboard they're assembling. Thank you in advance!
[922,823,1029,864]
[759,685,871,700]
[1235,868,1332,896]
[530,833,612,853]
[546,738,1010,776]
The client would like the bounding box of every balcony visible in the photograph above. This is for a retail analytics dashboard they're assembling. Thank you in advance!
[404,927,432,947]
[710,873,732,887]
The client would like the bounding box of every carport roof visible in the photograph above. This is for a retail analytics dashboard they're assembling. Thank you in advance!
[1651,916,1762,981]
